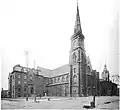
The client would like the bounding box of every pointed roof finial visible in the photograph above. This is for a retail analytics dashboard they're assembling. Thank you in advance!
[77,0,79,12]
[74,0,82,34]
[104,63,108,71]
[77,0,78,6]
[104,64,106,68]
[104,61,107,68]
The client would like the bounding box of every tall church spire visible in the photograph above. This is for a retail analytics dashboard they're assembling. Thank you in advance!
[74,1,82,34]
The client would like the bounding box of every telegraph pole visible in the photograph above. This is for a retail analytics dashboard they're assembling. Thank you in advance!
[24,51,29,101]
[34,60,36,102]
[34,60,36,70]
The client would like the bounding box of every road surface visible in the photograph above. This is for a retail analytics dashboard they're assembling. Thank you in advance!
[1,96,119,109]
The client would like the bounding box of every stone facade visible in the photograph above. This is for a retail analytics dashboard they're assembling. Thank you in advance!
[46,73,69,96]
[1,88,8,98]
[8,4,100,98]
[69,4,97,97]
[99,64,118,96]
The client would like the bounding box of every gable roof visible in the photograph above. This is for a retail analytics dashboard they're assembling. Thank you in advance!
[37,64,69,77]
[51,64,69,77]
[37,66,52,77]
[12,64,70,78]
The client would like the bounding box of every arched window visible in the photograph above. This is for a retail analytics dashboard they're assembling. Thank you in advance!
[81,52,86,63]
[73,89,76,93]
[74,68,76,73]
[24,87,26,92]
[18,88,21,92]
[87,66,91,74]
[72,52,77,64]
[73,75,77,83]
[81,52,84,62]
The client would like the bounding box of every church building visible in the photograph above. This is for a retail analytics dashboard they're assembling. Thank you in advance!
[8,3,100,98]
[100,64,118,96]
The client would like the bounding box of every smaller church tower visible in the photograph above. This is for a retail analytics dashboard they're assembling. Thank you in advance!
[101,64,110,81]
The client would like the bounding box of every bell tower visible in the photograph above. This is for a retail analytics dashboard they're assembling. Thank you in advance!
[101,64,110,81]
[69,2,87,97]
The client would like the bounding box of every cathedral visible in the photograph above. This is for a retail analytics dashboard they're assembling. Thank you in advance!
[8,3,100,98]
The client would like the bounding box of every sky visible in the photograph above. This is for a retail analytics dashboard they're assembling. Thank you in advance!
[0,0,119,90]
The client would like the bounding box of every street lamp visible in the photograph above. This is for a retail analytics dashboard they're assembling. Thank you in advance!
[91,86,95,108]
[93,86,95,102]
[26,70,28,101]
[34,70,36,102]
[83,86,96,109]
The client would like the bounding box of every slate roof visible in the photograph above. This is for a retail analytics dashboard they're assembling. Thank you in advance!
[13,56,93,78]
[36,66,52,77]
[51,64,69,77]
[37,64,69,77]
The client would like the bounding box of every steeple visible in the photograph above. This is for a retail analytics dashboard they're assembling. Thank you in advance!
[104,64,107,71]
[102,64,110,81]
[74,1,82,34]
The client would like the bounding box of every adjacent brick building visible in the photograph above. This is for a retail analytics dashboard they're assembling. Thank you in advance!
[1,88,8,98]
[99,64,118,96]
[8,65,48,98]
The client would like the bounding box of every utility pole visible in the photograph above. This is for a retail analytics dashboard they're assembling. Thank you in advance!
[24,51,29,101]
[34,60,36,70]
[34,60,36,102]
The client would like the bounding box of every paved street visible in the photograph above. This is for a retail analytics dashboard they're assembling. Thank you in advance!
[1,96,119,109]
